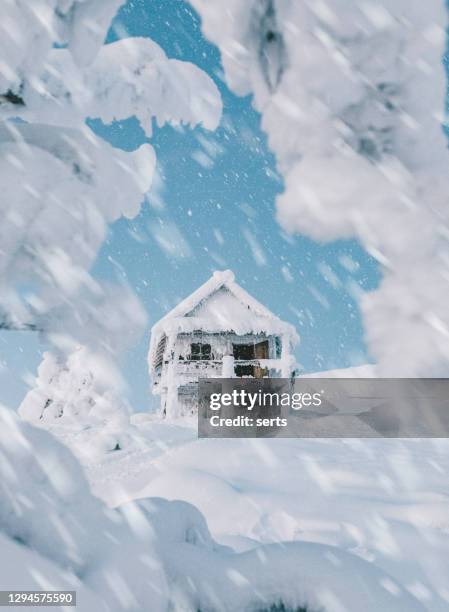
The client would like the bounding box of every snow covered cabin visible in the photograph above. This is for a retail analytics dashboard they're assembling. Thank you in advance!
[148,270,298,417]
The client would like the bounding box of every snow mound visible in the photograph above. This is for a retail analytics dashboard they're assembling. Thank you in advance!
[167,540,425,612]
[0,405,111,572]
[1,406,425,611]
[132,432,449,611]
[0,531,105,611]
[305,364,377,378]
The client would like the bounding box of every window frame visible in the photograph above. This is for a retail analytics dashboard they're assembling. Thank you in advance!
[190,342,212,361]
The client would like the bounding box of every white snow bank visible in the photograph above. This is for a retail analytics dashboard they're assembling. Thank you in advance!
[131,434,449,611]
[166,539,424,612]
[1,405,113,572]
[304,364,377,378]
[0,531,106,611]
[0,406,193,610]
[2,405,425,611]
[120,495,424,612]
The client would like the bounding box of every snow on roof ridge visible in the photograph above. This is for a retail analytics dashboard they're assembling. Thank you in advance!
[151,270,231,330]
[212,269,235,283]
[225,277,276,320]
[151,269,278,332]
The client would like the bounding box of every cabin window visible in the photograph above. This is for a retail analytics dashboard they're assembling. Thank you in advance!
[233,340,269,377]
[233,340,268,361]
[190,343,212,360]
[153,335,167,370]
[233,343,255,360]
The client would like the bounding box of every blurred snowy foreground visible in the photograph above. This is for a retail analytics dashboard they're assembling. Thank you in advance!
[2,0,449,610]
[1,403,449,612]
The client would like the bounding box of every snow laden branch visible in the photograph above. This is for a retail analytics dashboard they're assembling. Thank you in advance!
[0,122,153,331]
[0,37,222,136]
[192,0,449,376]
[0,1,221,342]
[0,0,126,98]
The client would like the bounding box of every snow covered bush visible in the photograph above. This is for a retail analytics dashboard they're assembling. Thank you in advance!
[19,348,128,424]
[191,0,449,376]
[18,347,145,457]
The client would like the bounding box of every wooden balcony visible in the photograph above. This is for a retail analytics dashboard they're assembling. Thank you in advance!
[175,358,284,382]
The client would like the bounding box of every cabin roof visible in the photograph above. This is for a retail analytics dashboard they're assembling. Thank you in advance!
[148,271,298,370]
[158,270,274,321]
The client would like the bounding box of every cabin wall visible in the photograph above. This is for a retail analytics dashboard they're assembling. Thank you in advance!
[153,331,292,417]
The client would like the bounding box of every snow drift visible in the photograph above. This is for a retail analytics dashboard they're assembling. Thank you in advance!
[0,405,425,611]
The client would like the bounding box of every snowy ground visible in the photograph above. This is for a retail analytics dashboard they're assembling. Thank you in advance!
[47,413,449,612]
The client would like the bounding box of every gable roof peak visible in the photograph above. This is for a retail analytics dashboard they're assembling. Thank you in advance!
[212,269,235,284]
[151,269,276,332]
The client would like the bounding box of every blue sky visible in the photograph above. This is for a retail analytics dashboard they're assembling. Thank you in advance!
[1,0,380,411]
